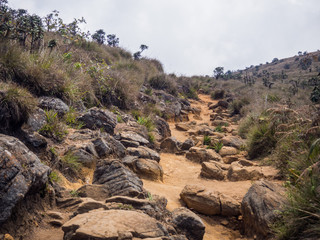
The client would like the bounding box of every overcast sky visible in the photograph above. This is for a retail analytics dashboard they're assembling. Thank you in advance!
[8,0,320,76]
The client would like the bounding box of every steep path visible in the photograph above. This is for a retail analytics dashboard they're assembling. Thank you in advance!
[143,94,251,239]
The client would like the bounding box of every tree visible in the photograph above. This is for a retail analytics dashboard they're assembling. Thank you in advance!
[92,29,105,44]
[107,34,119,47]
[213,67,224,79]
[134,44,148,60]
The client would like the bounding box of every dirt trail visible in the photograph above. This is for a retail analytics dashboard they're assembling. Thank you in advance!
[143,94,251,240]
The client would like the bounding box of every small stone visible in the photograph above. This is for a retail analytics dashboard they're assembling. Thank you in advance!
[4,234,14,240]
[47,211,63,220]
[221,220,229,226]
[49,220,63,227]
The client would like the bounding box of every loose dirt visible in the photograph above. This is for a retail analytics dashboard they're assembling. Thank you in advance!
[143,94,251,240]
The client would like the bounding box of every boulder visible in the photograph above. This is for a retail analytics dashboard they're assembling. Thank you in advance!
[103,134,126,158]
[26,108,46,131]
[62,209,169,240]
[186,147,222,163]
[134,159,164,181]
[78,107,117,134]
[241,180,286,239]
[180,185,240,217]
[155,117,171,140]
[181,139,195,151]
[77,184,110,201]
[71,148,96,168]
[175,123,191,131]
[120,131,149,145]
[92,137,112,158]
[172,207,205,240]
[227,163,263,181]
[222,156,239,164]
[217,100,229,109]
[127,146,160,162]
[120,139,140,148]
[22,130,47,149]
[221,136,245,149]
[160,137,181,153]
[39,97,69,115]
[0,134,50,224]
[93,160,146,198]
[200,161,225,180]
[219,146,238,157]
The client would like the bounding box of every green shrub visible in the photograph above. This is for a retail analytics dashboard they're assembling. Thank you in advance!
[148,133,155,143]
[211,89,225,100]
[229,98,250,116]
[131,110,141,120]
[39,110,68,141]
[70,190,79,197]
[149,74,177,95]
[214,125,223,133]
[203,135,211,145]
[49,170,61,183]
[267,94,281,103]
[247,122,276,159]
[137,116,154,132]
[0,82,37,131]
[61,151,81,170]
[64,107,84,128]
[238,115,257,139]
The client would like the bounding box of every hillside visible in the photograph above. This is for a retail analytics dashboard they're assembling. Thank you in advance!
[1,1,320,240]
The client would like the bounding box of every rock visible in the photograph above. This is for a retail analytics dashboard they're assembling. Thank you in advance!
[241,180,286,239]
[180,185,240,217]
[77,184,110,201]
[219,146,238,157]
[181,139,195,151]
[62,209,169,240]
[39,97,69,115]
[172,207,205,240]
[71,148,96,168]
[175,123,190,131]
[76,199,108,214]
[92,137,112,158]
[78,107,117,134]
[93,159,146,198]
[120,139,140,148]
[120,131,149,145]
[47,211,64,220]
[223,156,239,164]
[26,108,46,131]
[155,117,171,140]
[0,134,50,224]
[180,185,221,215]
[134,159,164,181]
[49,220,63,227]
[186,147,222,163]
[238,159,254,167]
[4,234,14,240]
[160,137,181,153]
[221,136,245,149]
[200,162,225,180]
[217,100,229,108]
[103,134,126,158]
[211,120,229,126]
[127,146,160,162]
[227,164,263,181]
[22,130,47,149]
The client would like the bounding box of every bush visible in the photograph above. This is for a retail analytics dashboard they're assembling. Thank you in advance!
[238,115,257,138]
[61,151,81,170]
[211,89,225,100]
[39,110,68,141]
[203,135,211,145]
[0,82,37,132]
[149,74,177,95]
[137,116,154,132]
[229,98,249,116]
[247,121,276,159]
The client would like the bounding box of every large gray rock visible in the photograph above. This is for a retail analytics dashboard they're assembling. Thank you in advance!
[62,209,169,240]
[93,159,146,198]
[160,137,181,153]
[180,185,240,216]
[172,207,205,240]
[181,139,195,151]
[78,107,117,134]
[39,96,69,115]
[241,180,286,239]
[0,134,50,224]
[92,137,112,158]
[186,147,222,163]
[221,136,246,149]
[127,146,160,162]
[119,131,149,145]
[26,108,46,131]
[71,148,96,168]
[155,117,171,140]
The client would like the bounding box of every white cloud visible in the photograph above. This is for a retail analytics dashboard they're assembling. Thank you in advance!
[7,0,320,76]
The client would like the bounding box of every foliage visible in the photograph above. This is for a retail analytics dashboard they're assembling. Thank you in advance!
[213,67,224,79]
[92,29,105,44]
[107,34,119,47]
[133,44,148,60]
[0,82,37,131]
[49,170,61,183]
[69,190,79,197]
[229,98,249,116]
[137,116,154,132]
[310,85,320,103]
[212,141,223,153]
[39,110,68,141]
[214,125,223,133]
[61,151,81,170]
[148,133,155,143]
[211,89,224,100]
[203,135,211,145]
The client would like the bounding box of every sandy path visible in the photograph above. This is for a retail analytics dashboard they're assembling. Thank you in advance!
[143,94,250,240]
